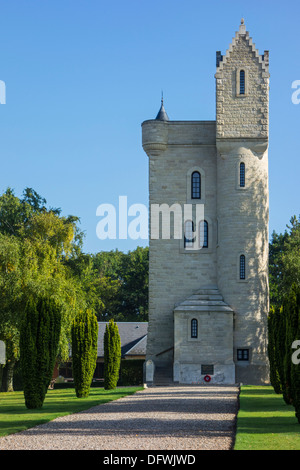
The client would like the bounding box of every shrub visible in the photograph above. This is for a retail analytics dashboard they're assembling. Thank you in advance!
[270,284,300,423]
[283,286,298,405]
[20,296,62,409]
[118,359,144,386]
[274,306,286,394]
[104,319,121,390]
[268,306,282,394]
[71,309,98,398]
[288,285,300,423]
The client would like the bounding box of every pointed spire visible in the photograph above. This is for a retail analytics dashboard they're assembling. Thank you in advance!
[155,92,169,121]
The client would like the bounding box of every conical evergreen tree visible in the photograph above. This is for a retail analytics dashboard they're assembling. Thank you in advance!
[104,319,121,390]
[274,305,286,394]
[268,306,282,394]
[20,296,62,409]
[289,285,300,423]
[283,285,298,405]
[71,309,98,398]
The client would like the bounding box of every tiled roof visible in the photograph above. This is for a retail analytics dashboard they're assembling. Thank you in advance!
[97,322,148,358]
[126,335,147,356]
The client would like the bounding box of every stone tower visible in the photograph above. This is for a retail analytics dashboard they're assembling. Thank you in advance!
[142,20,270,385]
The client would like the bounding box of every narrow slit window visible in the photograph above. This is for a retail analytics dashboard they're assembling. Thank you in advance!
[184,220,195,248]
[240,70,245,95]
[199,220,208,248]
[191,171,201,199]
[191,319,198,338]
[240,255,246,280]
[240,162,245,187]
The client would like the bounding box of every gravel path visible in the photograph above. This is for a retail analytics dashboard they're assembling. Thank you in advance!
[0,385,239,450]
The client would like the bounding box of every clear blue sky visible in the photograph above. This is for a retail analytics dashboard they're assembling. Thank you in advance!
[0,0,299,254]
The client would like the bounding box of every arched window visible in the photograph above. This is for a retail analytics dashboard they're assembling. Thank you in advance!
[240,255,246,280]
[191,319,198,338]
[240,162,245,187]
[184,220,195,248]
[199,220,208,248]
[191,171,201,199]
[240,70,245,95]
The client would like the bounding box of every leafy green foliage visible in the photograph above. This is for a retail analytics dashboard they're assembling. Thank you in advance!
[0,186,149,394]
[269,215,300,306]
[91,247,149,321]
[0,188,86,391]
[65,247,149,322]
[104,319,121,390]
[71,309,98,398]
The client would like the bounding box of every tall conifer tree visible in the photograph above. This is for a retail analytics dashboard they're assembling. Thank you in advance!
[20,297,62,409]
[104,319,121,390]
[71,309,98,398]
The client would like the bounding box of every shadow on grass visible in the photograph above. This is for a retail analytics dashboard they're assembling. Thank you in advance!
[0,387,142,437]
[235,385,300,450]
[239,386,295,413]
[240,387,275,396]
[237,415,299,435]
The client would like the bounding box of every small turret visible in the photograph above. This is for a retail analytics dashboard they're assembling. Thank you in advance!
[142,97,169,157]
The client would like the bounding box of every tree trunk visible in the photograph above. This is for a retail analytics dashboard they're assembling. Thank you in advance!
[6,359,16,392]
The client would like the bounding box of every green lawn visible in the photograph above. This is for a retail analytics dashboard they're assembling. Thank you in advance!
[0,386,143,437]
[234,385,300,450]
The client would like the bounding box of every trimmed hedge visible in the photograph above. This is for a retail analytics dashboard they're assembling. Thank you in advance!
[118,359,144,386]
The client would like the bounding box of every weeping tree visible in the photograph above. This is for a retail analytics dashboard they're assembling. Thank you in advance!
[71,309,98,398]
[0,188,85,392]
[20,296,62,409]
[104,319,121,390]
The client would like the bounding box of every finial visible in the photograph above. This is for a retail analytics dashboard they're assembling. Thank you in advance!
[155,92,169,121]
[239,18,246,35]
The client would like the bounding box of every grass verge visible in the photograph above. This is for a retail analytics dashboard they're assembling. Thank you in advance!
[0,386,143,437]
[234,385,300,450]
